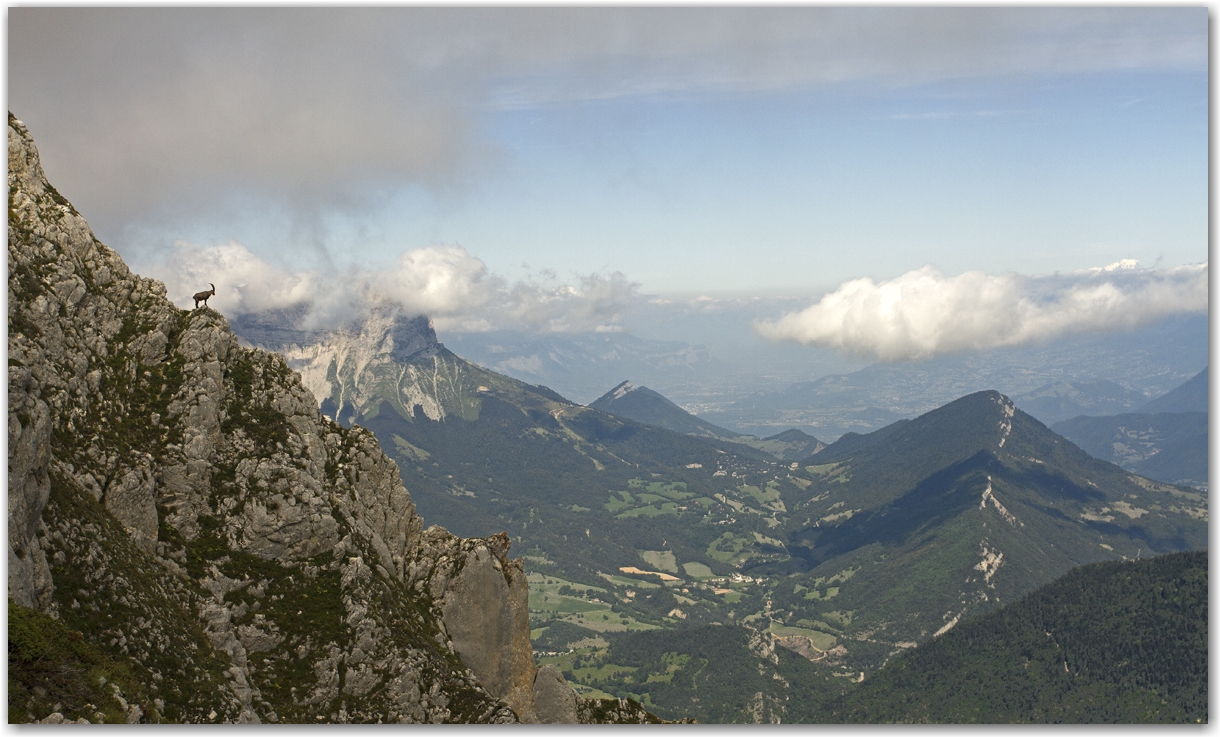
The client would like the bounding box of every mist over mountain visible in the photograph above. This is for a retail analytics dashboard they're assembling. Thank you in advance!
[699,314,1206,441]
[9,6,1207,725]
[442,331,719,406]
[1137,367,1207,414]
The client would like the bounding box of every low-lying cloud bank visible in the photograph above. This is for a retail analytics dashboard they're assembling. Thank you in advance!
[754,261,1208,361]
[145,241,638,334]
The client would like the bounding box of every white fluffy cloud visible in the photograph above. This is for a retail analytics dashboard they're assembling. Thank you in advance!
[372,245,496,318]
[754,262,1208,361]
[145,241,638,334]
[149,240,323,315]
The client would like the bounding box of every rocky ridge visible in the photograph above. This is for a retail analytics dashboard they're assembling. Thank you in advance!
[7,113,661,724]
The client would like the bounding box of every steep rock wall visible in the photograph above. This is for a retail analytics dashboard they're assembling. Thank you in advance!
[6,113,529,724]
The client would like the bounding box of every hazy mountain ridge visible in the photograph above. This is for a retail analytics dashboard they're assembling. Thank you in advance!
[442,330,720,406]
[7,114,661,725]
[1048,368,1208,488]
[589,380,825,461]
[1012,378,1147,426]
[699,318,1206,440]
[1137,367,1207,414]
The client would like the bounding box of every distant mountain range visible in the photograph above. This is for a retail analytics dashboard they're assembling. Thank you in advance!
[1050,368,1208,488]
[1137,367,1207,414]
[440,330,720,406]
[693,316,1206,441]
[1012,378,1147,426]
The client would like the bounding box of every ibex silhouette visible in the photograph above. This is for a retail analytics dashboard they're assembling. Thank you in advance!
[193,283,216,309]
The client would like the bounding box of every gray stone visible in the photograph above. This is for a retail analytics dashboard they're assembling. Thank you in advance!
[533,665,580,724]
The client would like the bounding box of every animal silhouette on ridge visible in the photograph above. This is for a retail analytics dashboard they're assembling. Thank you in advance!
[193,283,216,309]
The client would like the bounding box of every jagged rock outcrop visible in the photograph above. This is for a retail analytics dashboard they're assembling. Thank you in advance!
[8,113,633,724]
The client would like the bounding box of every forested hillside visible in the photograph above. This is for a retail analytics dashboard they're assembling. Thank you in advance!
[813,552,1207,723]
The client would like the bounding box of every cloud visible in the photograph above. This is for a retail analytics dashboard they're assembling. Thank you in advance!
[144,241,639,334]
[754,262,1208,361]
[148,240,325,315]
[372,246,496,318]
[9,7,1205,238]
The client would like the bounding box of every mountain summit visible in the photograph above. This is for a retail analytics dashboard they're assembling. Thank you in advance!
[589,380,825,460]
[589,380,740,440]
[772,389,1207,646]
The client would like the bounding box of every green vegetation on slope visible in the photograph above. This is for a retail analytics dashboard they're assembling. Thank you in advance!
[9,599,157,724]
[814,552,1207,723]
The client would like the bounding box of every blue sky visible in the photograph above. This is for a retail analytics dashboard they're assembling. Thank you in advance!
[8,8,1209,354]
[431,69,1207,294]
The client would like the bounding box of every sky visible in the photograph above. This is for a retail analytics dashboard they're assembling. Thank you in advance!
[7,7,1209,360]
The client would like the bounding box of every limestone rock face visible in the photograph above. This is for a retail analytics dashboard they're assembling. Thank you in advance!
[231,308,447,424]
[6,113,519,724]
[418,529,538,722]
[532,665,580,724]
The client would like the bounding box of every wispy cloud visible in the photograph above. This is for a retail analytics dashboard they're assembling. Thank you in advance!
[144,241,639,334]
[754,261,1208,361]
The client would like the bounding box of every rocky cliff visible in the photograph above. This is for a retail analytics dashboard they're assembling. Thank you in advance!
[231,306,577,434]
[7,114,661,724]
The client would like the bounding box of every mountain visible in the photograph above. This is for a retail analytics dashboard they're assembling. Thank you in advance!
[589,381,825,461]
[1051,413,1207,488]
[440,330,719,406]
[700,320,1206,441]
[1012,378,1147,426]
[815,551,1207,723]
[589,380,742,440]
[7,114,659,725]
[229,304,1213,720]
[1047,370,1209,489]
[1137,367,1207,414]
[750,429,826,462]
[766,390,1207,656]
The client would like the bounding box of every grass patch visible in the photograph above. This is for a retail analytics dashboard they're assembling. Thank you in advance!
[598,574,661,590]
[616,503,679,519]
[681,562,714,579]
[770,622,838,651]
[706,532,753,566]
[638,550,678,574]
[8,601,151,724]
